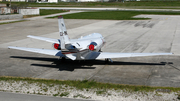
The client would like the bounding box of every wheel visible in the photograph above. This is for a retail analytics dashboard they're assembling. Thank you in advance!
[61,57,66,62]
[105,58,109,64]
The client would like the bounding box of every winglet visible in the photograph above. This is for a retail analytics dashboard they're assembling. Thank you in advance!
[8,46,12,49]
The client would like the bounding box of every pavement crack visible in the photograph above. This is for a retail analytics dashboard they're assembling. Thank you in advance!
[167,64,180,71]
[33,67,52,78]
[87,64,107,80]
[145,67,154,86]
[170,22,177,53]
[145,56,161,86]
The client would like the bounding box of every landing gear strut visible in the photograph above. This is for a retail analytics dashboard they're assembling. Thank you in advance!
[59,57,65,62]
[105,58,113,63]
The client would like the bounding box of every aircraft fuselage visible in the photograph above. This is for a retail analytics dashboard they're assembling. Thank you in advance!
[69,33,106,52]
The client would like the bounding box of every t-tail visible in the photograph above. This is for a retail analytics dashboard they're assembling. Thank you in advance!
[58,16,70,51]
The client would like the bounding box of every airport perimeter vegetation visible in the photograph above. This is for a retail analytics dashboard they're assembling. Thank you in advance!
[2,1,180,9]
[2,1,180,19]
[0,20,28,25]
[46,10,180,20]
[40,9,68,16]
[1,76,180,94]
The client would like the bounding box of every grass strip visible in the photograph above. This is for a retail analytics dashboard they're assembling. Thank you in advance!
[40,9,68,16]
[0,76,180,92]
[2,1,180,8]
[0,20,28,25]
[47,11,180,20]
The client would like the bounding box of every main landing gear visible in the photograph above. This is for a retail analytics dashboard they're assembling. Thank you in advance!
[59,57,66,62]
[105,58,113,64]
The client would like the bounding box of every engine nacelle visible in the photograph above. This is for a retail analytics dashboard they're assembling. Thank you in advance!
[53,43,61,50]
[89,44,95,51]
[89,42,97,51]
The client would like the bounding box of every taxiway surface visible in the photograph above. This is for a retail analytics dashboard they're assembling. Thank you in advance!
[0,91,93,101]
[0,15,180,87]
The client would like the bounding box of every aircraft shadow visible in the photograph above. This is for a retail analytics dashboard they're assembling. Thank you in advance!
[10,56,57,62]
[10,56,169,71]
[31,64,96,71]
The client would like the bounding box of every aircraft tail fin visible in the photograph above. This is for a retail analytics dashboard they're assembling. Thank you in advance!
[58,16,70,50]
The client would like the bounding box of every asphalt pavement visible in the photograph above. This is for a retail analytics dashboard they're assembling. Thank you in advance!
[0,91,94,101]
[0,14,180,87]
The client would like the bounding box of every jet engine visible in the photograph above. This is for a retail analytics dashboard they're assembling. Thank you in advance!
[89,42,97,51]
[53,43,61,50]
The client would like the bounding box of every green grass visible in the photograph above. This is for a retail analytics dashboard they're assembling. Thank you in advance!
[2,1,180,9]
[0,76,180,92]
[60,92,69,97]
[40,9,68,16]
[47,11,180,20]
[0,20,28,25]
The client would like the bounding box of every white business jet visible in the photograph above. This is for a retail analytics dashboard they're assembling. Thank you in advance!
[8,16,172,62]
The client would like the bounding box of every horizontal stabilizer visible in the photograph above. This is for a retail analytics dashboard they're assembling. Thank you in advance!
[8,46,64,57]
[27,35,59,43]
[65,54,76,60]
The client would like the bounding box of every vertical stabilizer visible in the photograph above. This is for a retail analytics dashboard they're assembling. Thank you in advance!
[58,16,70,50]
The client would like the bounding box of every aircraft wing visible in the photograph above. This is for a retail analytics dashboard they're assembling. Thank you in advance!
[63,51,173,60]
[27,35,59,43]
[8,46,173,60]
[8,46,65,57]
[96,52,173,59]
